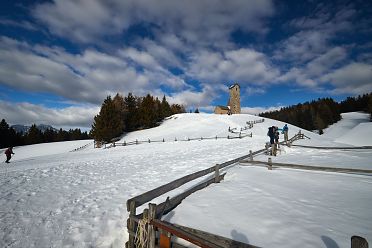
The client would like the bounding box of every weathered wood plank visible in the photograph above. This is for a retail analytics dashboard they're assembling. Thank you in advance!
[150,219,223,248]
[240,160,372,174]
[291,144,372,150]
[127,165,218,210]
[172,223,261,248]
[351,236,369,248]
[151,220,260,248]
[154,173,226,218]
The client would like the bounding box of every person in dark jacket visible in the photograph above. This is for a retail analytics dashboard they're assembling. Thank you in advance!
[267,126,276,155]
[5,147,15,163]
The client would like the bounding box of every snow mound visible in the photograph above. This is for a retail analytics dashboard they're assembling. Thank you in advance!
[8,140,94,162]
[323,112,370,140]
[335,122,372,146]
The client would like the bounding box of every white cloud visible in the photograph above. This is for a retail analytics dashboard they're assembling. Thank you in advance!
[168,84,223,108]
[32,0,274,45]
[241,106,283,115]
[0,36,189,104]
[0,100,99,129]
[275,4,355,64]
[187,48,279,85]
[321,62,372,94]
[278,46,348,88]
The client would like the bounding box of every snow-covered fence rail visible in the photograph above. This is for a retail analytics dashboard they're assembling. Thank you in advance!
[70,141,94,152]
[228,118,265,134]
[105,133,253,149]
[240,159,372,175]
[125,146,267,248]
[291,144,372,150]
[124,132,308,248]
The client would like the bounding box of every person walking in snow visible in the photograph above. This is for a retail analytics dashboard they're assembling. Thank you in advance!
[267,126,276,156]
[274,129,280,153]
[282,124,289,143]
[4,147,15,163]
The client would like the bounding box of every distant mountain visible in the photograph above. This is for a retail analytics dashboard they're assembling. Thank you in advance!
[11,124,58,134]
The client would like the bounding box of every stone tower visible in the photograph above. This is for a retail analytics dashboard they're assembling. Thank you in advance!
[228,83,241,114]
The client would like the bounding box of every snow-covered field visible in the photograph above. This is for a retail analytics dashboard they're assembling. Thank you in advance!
[1,112,371,247]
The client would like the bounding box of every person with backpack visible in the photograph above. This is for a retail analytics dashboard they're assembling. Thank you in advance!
[5,147,15,163]
[274,129,280,154]
[267,126,276,156]
[282,124,289,143]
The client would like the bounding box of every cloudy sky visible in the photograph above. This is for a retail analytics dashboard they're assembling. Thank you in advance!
[0,0,371,130]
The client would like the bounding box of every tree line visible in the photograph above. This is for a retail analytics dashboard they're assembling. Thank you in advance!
[0,119,90,149]
[259,93,372,134]
[90,93,186,142]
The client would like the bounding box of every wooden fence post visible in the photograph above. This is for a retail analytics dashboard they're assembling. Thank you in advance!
[214,164,220,183]
[268,157,272,170]
[148,139,151,143]
[124,141,126,146]
[148,203,157,248]
[159,229,171,248]
[163,138,165,142]
[136,139,138,145]
[249,150,253,161]
[351,236,368,248]
[128,200,136,248]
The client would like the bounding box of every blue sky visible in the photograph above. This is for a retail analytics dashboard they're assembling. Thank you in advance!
[0,0,371,129]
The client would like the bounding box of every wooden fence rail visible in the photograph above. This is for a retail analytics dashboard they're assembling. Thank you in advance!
[239,159,372,174]
[70,141,94,152]
[107,133,253,149]
[291,144,372,150]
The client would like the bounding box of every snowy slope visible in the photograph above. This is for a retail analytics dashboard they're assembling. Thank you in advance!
[322,112,370,144]
[1,113,371,248]
[3,140,94,162]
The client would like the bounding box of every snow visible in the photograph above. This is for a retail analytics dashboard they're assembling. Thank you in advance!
[1,112,371,247]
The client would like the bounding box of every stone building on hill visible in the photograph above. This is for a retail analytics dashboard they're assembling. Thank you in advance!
[214,83,241,114]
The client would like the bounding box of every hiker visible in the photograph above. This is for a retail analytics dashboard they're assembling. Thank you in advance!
[282,124,289,143]
[274,129,280,152]
[267,126,276,156]
[5,147,15,163]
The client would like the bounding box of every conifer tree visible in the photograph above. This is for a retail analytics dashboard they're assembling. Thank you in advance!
[91,96,123,142]
[161,95,172,118]
[124,93,138,131]
[0,119,11,148]
[26,124,43,144]
[138,94,157,128]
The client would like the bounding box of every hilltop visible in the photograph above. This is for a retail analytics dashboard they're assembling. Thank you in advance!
[0,113,371,248]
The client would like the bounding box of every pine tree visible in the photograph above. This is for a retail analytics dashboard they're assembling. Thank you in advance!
[0,119,11,148]
[26,124,43,144]
[113,93,126,132]
[161,95,172,119]
[91,96,123,142]
[138,94,157,128]
[124,93,139,131]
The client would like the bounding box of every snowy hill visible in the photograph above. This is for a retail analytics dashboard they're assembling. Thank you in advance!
[0,113,371,248]
[323,112,371,146]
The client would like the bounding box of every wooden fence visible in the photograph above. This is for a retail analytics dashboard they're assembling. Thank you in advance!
[239,159,372,174]
[101,119,265,149]
[125,132,303,248]
[125,131,368,248]
[70,141,94,152]
[291,144,372,150]
[105,133,253,149]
